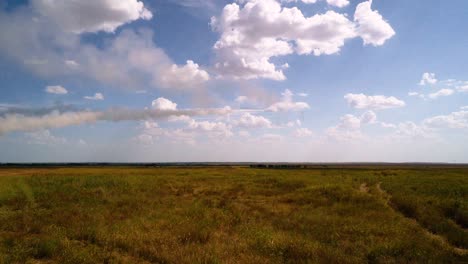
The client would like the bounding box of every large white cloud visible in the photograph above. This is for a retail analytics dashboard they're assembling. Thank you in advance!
[32,0,153,33]
[0,6,208,91]
[344,93,405,110]
[354,0,395,46]
[211,0,394,80]
[152,98,178,111]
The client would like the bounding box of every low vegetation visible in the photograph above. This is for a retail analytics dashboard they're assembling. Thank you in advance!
[0,166,466,263]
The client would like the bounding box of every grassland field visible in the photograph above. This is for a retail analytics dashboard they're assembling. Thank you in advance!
[0,166,467,263]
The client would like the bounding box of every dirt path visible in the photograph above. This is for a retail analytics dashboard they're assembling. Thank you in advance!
[375,182,467,256]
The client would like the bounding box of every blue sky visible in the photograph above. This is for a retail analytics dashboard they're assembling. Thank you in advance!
[0,0,467,162]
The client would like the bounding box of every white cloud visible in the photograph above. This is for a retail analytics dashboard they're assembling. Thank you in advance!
[286,119,302,127]
[84,93,104,101]
[152,98,177,111]
[423,110,468,129]
[344,93,405,110]
[326,114,363,141]
[0,10,208,91]
[0,104,234,135]
[187,119,233,138]
[267,89,310,112]
[340,114,362,130]
[283,0,349,8]
[211,0,394,80]
[354,0,396,46]
[32,0,153,33]
[159,60,210,89]
[45,85,68,95]
[394,122,434,139]
[457,85,468,92]
[408,92,419,96]
[297,93,308,97]
[428,88,454,99]
[0,111,100,135]
[419,72,437,86]
[325,111,378,141]
[326,0,349,8]
[360,110,377,124]
[294,128,313,137]
[235,113,272,128]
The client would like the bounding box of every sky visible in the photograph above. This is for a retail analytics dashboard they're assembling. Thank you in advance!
[0,0,467,163]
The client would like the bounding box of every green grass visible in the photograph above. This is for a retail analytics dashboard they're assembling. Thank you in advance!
[0,166,466,263]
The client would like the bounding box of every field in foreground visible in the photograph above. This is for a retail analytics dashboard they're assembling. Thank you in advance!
[0,166,467,263]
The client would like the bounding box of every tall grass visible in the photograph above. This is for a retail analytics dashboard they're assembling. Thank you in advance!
[0,166,466,263]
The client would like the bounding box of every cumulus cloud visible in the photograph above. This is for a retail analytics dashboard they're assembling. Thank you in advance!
[84,93,104,101]
[326,114,363,141]
[137,115,234,145]
[326,111,378,141]
[211,0,394,80]
[344,93,405,110]
[419,72,437,86]
[267,89,310,112]
[0,7,208,91]
[354,0,395,46]
[76,30,210,90]
[152,97,178,111]
[45,85,68,95]
[423,110,468,129]
[235,113,272,128]
[32,0,153,33]
[159,60,210,89]
[393,122,434,139]
[187,119,233,138]
[427,88,454,99]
